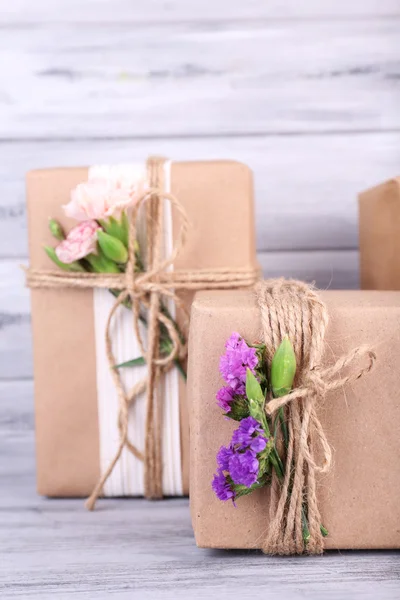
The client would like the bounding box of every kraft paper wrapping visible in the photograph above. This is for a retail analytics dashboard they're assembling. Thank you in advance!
[188,289,400,549]
[26,160,257,497]
[359,177,400,291]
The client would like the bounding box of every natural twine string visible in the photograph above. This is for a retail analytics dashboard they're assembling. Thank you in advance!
[24,156,259,508]
[256,279,376,555]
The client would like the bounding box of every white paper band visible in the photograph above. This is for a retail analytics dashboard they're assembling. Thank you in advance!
[92,162,183,496]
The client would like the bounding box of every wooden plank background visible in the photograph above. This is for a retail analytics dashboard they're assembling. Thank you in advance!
[0,2,399,418]
[1,1,399,376]
[0,3,399,596]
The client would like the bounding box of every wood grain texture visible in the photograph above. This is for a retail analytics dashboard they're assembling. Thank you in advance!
[1,19,399,139]
[2,134,400,257]
[1,0,400,24]
[1,383,400,600]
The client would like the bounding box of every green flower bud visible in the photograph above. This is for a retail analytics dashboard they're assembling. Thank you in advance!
[270,337,297,398]
[246,368,266,423]
[48,218,65,241]
[86,253,121,274]
[248,397,265,424]
[99,213,129,248]
[44,246,85,272]
[97,230,128,264]
[246,368,264,403]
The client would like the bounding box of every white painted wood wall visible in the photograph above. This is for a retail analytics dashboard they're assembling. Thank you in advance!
[0,0,399,393]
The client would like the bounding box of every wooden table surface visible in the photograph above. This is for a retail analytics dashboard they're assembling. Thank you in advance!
[1,384,399,600]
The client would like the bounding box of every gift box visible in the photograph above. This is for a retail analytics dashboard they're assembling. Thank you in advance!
[359,177,400,290]
[26,159,258,499]
[188,288,400,550]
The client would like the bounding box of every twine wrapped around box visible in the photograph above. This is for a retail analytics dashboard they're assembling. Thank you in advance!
[24,156,260,509]
[255,279,376,555]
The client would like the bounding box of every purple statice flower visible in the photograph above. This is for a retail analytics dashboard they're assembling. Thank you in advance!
[229,449,259,487]
[219,332,258,394]
[216,386,236,412]
[212,470,235,502]
[212,416,270,501]
[216,445,234,471]
[249,436,267,453]
[231,416,264,449]
[225,331,241,351]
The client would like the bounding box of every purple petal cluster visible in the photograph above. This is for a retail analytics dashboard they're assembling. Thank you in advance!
[231,416,264,449]
[216,445,234,471]
[229,450,259,487]
[212,333,268,503]
[212,470,235,502]
[219,332,258,395]
[212,417,268,502]
[216,386,236,412]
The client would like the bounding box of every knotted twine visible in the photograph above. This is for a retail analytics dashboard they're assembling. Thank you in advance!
[256,279,376,555]
[25,156,260,508]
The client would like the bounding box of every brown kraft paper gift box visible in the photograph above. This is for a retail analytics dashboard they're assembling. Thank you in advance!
[188,289,400,549]
[26,160,258,497]
[359,177,400,290]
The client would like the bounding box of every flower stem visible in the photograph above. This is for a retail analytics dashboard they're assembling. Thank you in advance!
[301,506,311,543]
[278,406,289,448]
[269,450,284,480]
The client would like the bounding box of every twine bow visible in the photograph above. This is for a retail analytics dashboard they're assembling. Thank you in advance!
[256,279,376,555]
[25,156,259,508]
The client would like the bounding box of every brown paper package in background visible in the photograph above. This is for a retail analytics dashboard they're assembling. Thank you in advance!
[26,160,258,497]
[359,177,400,290]
[188,289,400,550]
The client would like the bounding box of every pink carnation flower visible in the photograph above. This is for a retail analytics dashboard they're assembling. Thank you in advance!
[64,175,145,222]
[55,220,100,264]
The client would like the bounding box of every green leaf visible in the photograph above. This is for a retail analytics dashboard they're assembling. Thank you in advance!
[271,336,297,398]
[114,356,146,369]
[86,252,121,274]
[114,354,186,381]
[44,246,85,272]
[320,524,329,537]
[301,506,311,544]
[174,359,187,381]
